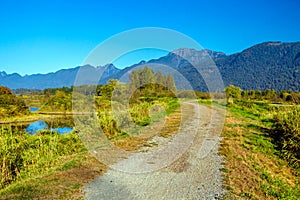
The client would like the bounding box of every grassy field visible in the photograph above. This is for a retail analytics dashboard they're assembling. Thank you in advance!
[0,151,107,199]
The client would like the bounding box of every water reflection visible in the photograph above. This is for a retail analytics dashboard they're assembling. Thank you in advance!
[50,127,73,134]
[26,120,48,134]
[29,107,40,112]
[26,118,74,135]
[0,116,74,135]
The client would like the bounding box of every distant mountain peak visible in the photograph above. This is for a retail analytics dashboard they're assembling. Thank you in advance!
[170,48,226,60]
[0,71,7,77]
[170,48,198,56]
[138,60,146,65]
[265,41,282,46]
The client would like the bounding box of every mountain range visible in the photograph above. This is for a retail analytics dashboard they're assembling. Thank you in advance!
[1,41,300,91]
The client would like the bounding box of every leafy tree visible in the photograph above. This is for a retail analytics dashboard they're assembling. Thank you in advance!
[0,86,29,118]
[255,89,262,100]
[129,67,176,97]
[96,79,118,99]
[129,67,155,91]
[165,75,176,92]
[225,85,241,99]
[42,90,72,112]
[155,71,165,92]
[155,71,165,86]
[0,86,13,95]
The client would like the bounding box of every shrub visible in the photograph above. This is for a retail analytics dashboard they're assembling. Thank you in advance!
[273,107,300,167]
[0,86,29,118]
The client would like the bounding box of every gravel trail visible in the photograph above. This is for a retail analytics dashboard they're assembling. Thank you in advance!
[84,101,226,199]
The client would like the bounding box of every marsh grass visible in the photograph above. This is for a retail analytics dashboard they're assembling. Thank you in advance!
[0,129,85,190]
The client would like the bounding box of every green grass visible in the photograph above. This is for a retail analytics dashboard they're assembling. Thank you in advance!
[202,100,300,199]
[0,152,107,199]
[227,101,300,168]
[242,132,278,156]
[165,98,180,114]
[0,130,85,190]
[198,99,227,109]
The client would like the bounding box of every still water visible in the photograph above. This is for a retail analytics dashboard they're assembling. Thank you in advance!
[26,120,73,135]
[29,107,40,112]
[1,116,74,135]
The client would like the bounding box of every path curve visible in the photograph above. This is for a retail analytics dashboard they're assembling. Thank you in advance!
[84,101,226,199]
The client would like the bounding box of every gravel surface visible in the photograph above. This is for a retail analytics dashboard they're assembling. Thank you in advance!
[84,101,226,199]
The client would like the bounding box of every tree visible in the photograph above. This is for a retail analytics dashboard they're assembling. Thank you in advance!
[225,85,241,99]
[129,67,155,91]
[255,89,262,100]
[241,90,248,99]
[0,86,12,95]
[165,75,176,92]
[0,86,28,118]
[96,79,118,99]
[155,71,165,85]
[141,67,155,86]
[129,67,177,97]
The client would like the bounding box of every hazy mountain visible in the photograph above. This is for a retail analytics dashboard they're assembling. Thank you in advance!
[0,41,299,91]
[0,64,120,90]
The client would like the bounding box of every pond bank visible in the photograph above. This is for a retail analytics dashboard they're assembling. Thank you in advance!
[0,112,91,125]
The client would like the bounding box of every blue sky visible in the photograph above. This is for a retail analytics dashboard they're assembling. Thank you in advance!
[0,0,299,75]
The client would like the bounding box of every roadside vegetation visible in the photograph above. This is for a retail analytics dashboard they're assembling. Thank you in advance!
[0,67,181,199]
[198,85,300,199]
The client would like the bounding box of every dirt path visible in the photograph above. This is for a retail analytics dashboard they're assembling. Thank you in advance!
[83,101,226,199]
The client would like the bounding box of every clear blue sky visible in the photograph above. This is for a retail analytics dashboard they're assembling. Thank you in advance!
[0,0,299,75]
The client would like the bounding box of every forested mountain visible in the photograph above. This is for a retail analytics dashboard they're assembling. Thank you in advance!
[0,42,299,91]
[109,42,300,91]
[217,42,300,91]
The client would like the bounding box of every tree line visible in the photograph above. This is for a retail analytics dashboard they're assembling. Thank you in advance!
[225,84,300,104]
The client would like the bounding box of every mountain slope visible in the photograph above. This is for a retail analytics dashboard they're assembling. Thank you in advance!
[217,42,300,91]
[108,42,300,91]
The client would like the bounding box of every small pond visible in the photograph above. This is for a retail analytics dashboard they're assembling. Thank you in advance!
[1,116,74,135]
[26,120,74,135]
[29,107,40,112]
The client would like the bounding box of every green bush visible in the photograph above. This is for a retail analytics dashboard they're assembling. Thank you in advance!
[41,91,72,112]
[0,86,29,118]
[97,111,120,138]
[273,107,300,167]
[130,102,152,126]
